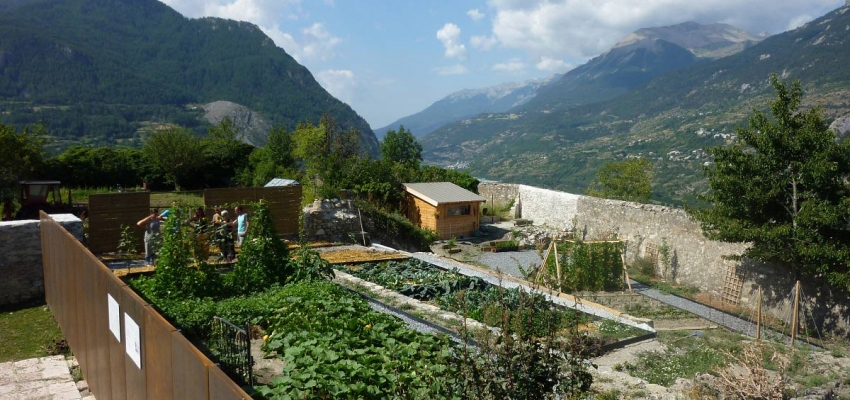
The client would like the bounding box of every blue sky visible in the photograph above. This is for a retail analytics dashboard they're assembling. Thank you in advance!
[159,0,844,130]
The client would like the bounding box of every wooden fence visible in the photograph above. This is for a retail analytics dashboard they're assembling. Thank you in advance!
[40,212,252,400]
[88,192,150,254]
[204,187,301,238]
[88,187,302,253]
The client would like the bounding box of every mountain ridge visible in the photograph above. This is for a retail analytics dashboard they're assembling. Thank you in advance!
[421,4,850,205]
[0,0,379,154]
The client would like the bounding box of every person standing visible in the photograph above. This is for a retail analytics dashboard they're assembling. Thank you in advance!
[137,208,162,266]
[235,205,249,247]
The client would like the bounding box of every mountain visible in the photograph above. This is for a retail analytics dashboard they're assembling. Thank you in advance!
[380,21,762,144]
[0,0,379,155]
[374,76,557,139]
[422,5,850,205]
[524,21,765,110]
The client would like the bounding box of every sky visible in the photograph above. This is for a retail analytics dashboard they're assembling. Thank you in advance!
[158,0,845,130]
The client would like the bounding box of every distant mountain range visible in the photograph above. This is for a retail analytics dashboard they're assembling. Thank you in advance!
[420,5,850,205]
[0,0,379,155]
[379,21,765,141]
[375,76,557,139]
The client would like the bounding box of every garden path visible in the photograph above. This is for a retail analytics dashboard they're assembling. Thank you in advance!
[0,355,92,400]
[629,280,792,344]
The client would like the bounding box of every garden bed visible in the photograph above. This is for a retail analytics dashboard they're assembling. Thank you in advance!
[318,248,410,265]
[336,259,652,349]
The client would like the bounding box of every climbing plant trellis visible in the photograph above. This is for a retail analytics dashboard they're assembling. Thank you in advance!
[533,239,626,293]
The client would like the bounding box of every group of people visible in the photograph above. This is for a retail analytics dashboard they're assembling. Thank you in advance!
[137,204,249,266]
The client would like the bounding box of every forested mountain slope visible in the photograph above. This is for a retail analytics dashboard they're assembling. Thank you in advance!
[0,0,379,154]
[422,4,850,205]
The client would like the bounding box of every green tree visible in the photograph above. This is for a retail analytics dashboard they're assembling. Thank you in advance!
[265,125,295,169]
[200,118,253,187]
[380,125,422,166]
[691,75,850,290]
[292,116,362,199]
[586,158,653,203]
[0,123,48,201]
[143,128,203,190]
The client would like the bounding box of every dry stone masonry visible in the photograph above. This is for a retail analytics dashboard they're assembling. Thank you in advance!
[302,199,373,243]
[0,214,83,307]
[479,183,850,337]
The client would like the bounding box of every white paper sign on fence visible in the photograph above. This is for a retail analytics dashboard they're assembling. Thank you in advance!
[124,313,141,369]
[107,294,120,341]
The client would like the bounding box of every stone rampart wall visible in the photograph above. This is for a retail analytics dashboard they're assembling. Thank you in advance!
[302,199,374,243]
[0,214,83,307]
[479,183,849,337]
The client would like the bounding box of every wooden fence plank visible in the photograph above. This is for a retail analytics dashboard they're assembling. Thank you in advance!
[208,365,251,400]
[143,306,176,400]
[171,334,212,400]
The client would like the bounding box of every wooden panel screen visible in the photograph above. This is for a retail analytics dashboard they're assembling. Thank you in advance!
[40,212,256,400]
[205,186,302,237]
[88,192,150,254]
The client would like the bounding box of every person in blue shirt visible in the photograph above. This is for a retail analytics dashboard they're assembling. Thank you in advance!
[235,205,249,247]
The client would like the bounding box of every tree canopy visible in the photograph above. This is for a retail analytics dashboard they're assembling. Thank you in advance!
[691,75,850,290]
[380,126,422,166]
[586,158,653,203]
[143,128,203,190]
[0,123,48,200]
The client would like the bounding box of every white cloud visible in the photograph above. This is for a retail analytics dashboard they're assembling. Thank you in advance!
[470,35,498,51]
[485,0,844,60]
[434,64,469,75]
[160,0,303,27]
[492,58,525,73]
[157,1,343,61]
[535,56,570,71]
[436,23,467,60]
[299,23,341,60]
[467,9,485,21]
[315,69,357,104]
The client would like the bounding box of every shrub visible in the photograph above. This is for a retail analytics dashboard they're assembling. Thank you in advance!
[545,240,624,292]
[357,199,438,251]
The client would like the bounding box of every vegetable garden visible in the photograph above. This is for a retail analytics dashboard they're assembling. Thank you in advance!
[339,258,648,345]
[123,200,599,399]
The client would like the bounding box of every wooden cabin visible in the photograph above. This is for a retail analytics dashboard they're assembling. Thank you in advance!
[402,182,485,239]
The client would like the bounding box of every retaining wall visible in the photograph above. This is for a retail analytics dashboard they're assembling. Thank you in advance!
[479,183,850,337]
[0,214,83,307]
[302,199,373,242]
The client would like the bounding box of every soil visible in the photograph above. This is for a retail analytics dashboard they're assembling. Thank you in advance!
[251,337,285,385]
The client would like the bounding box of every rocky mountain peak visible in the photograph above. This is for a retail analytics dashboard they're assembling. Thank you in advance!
[613,21,765,59]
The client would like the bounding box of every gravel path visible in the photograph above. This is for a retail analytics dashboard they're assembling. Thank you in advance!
[475,250,542,278]
[629,280,789,343]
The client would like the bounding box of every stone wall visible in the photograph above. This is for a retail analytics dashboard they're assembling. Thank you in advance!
[479,183,850,337]
[302,199,373,243]
[0,214,84,307]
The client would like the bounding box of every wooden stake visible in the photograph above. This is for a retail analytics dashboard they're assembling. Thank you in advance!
[554,240,562,292]
[756,285,762,341]
[357,208,366,246]
[621,244,632,292]
[791,280,800,347]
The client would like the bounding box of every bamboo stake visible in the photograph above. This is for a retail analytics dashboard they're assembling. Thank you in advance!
[621,244,632,292]
[791,280,800,347]
[756,285,762,341]
[537,241,552,285]
[554,241,561,292]
[357,208,366,246]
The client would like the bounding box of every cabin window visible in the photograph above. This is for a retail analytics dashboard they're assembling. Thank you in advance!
[446,204,471,216]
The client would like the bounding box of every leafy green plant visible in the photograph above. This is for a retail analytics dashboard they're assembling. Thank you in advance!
[544,240,624,292]
[257,281,457,399]
[117,224,139,267]
[493,240,519,252]
[356,199,438,251]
